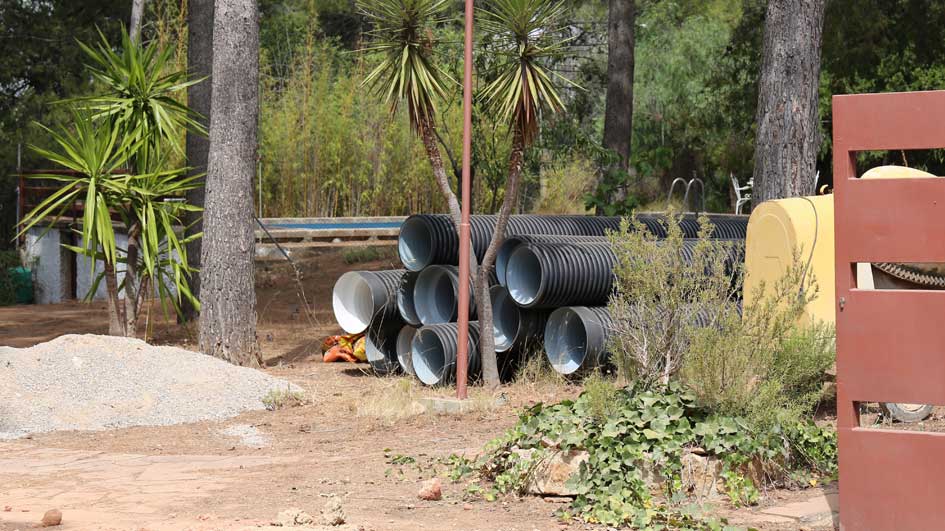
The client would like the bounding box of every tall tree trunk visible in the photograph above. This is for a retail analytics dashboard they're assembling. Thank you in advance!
[751,0,827,204]
[123,225,141,337]
[104,262,126,336]
[199,0,262,366]
[477,127,526,388]
[182,0,214,321]
[419,117,462,229]
[600,0,636,206]
[130,0,147,42]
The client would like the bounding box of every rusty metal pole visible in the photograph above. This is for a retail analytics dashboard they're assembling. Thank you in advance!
[455,0,475,400]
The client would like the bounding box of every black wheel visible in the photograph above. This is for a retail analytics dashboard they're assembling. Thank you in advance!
[881,402,934,423]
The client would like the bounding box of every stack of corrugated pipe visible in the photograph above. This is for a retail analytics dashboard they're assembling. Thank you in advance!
[332,213,748,385]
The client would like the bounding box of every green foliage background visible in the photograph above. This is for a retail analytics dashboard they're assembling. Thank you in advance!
[4,0,945,249]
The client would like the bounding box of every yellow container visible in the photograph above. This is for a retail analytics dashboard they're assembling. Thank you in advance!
[743,195,835,326]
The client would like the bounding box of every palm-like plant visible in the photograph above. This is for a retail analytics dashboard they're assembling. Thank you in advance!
[358,0,462,227]
[475,0,573,385]
[20,30,203,337]
[76,27,205,170]
[19,111,201,336]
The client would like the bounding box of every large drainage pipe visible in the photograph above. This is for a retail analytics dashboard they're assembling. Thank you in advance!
[366,315,405,375]
[544,306,727,376]
[413,265,495,325]
[544,306,613,375]
[411,321,481,386]
[490,285,548,353]
[496,235,607,287]
[396,271,422,326]
[396,325,418,376]
[397,213,748,272]
[507,240,744,309]
[332,270,405,334]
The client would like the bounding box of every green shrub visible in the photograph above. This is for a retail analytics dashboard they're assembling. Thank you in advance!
[682,260,833,428]
[607,213,833,428]
[473,383,836,529]
[341,246,395,265]
[607,212,741,386]
[0,250,20,306]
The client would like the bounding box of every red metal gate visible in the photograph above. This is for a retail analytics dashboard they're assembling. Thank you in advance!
[834,90,945,530]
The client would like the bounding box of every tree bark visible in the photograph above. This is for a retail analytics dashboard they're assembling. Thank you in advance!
[182,0,214,321]
[130,0,147,42]
[199,0,262,366]
[420,117,462,229]
[104,262,126,336]
[751,0,827,204]
[600,0,635,204]
[477,127,526,388]
[123,224,141,337]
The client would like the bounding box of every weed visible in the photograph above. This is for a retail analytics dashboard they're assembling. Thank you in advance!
[262,386,307,411]
[341,246,394,265]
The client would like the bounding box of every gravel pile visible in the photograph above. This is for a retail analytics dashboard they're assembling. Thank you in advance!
[0,334,298,439]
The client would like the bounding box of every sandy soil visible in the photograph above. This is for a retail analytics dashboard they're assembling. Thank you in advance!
[0,248,837,531]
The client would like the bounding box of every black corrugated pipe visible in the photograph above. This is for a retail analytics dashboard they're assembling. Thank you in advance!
[507,243,615,308]
[413,265,495,325]
[396,325,418,376]
[544,306,729,376]
[411,321,481,386]
[397,213,748,272]
[366,314,405,375]
[332,269,405,334]
[496,235,608,286]
[396,271,422,326]
[543,306,613,375]
[489,285,548,353]
[507,240,744,309]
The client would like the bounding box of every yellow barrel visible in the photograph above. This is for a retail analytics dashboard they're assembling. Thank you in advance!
[743,194,835,326]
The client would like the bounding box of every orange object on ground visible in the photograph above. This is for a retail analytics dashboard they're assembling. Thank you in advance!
[321,333,366,363]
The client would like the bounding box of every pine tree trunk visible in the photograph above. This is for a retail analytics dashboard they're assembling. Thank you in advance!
[751,0,827,204]
[477,128,526,388]
[419,117,462,229]
[182,0,214,321]
[601,0,636,204]
[130,0,147,42]
[198,0,262,366]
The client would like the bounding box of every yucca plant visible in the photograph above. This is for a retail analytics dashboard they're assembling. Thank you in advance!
[475,0,573,385]
[20,30,203,337]
[358,0,462,227]
[18,111,201,337]
[75,27,205,170]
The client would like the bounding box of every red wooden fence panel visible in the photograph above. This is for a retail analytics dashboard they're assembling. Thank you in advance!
[833,90,945,531]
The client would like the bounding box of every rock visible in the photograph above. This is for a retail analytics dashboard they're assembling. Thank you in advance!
[3,506,11,512]
[275,508,314,527]
[513,448,588,496]
[417,478,442,501]
[41,509,62,527]
[319,496,346,526]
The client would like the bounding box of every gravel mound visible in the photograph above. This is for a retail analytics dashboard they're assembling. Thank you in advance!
[0,334,298,439]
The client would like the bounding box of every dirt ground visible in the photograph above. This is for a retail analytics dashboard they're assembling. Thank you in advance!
[0,248,837,531]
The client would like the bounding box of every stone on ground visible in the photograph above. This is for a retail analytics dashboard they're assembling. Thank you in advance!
[418,478,442,501]
[41,508,62,527]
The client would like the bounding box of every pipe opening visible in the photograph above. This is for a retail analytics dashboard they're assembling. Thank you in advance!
[544,309,588,375]
[491,287,519,352]
[397,272,421,325]
[506,246,543,306]
[496,238,522,287]
[415,266,458,324]
[396,325,418,376]
[398,217,435,271]
[332,272,375,334]
[412,328,448,385]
